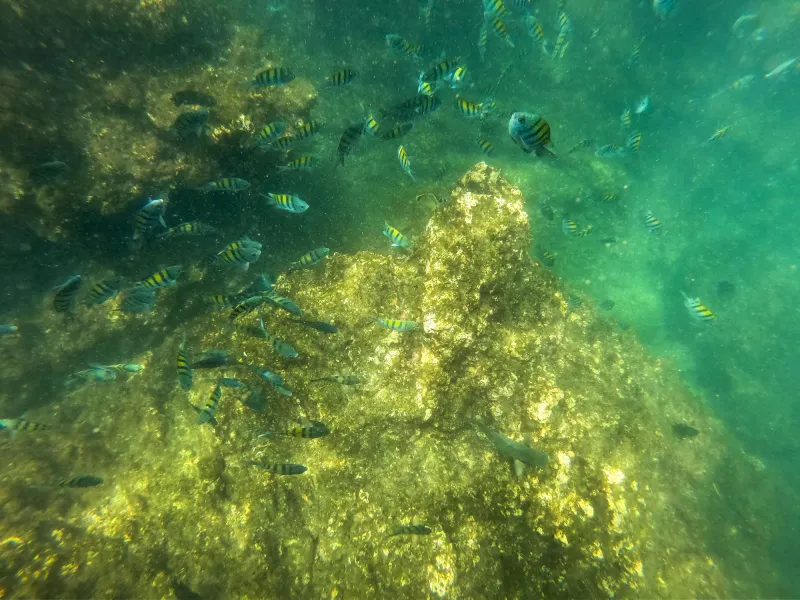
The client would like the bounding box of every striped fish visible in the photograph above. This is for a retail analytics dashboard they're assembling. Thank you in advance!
[508,112,554,157]
[595,193,618,204]
[54,275,82,313]
[260,418,330,439]
[250,67,295,88]
[217,238,263,268]
[374,318,419,332]
[86,277,123,306]
[200,178,250,193]
[567,138,593,154]
[272,135,295,150]
[681,292,716,322]
[386,34,424,58]
[177,338,193,391]
[478,20,488,60]
[0,418,50,440]
[455,95,486,118]
[278,156,314,171]
[293,119,323,141]
[291,247,330,269]
[263,193,309,213]
[539,250,555,267]
[263,329,298,359]
[120,287,156,313]
[644,211,662,234]
[420,56,461,82]
[135,265,182,290]
[133,197,166,241]
[397,145,414,180]
[489,15,514,47]
[326,69,357,86]
[704,126,731,145]
[477,136,495,156]
[383,222,412,248]
[483,0,507,18]
[380,122,414,141]
[364,114,381,136]
[337,123,364,167]
[626,131,642,153]
[561,218,578,236]
[254,121,287,147]
[229,295,265,321]
[263,289,303,315]
[159,221,216,239]
[193,384,222,425]
[621,108,632,128]
[246,461,308,475]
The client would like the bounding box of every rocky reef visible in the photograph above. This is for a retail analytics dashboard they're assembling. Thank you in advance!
[0,164,776,598]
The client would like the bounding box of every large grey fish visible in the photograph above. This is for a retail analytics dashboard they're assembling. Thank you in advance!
[476,421,549,473]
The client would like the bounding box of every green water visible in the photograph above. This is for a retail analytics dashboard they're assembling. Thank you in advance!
[1,0,799,596]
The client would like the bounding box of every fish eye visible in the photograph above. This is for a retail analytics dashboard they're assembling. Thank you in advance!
[518,116,526,123]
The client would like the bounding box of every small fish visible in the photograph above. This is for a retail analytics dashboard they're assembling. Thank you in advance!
[390,524,432,536]
[596,193,618,204]
[672,422,699,439]
[217,238,263,269]
[133,197,167,241]
[383,222,412,248]
[135,265,182,290]
[629,43,641,67]
[539,250,555,267]
[704,126,731,145]
[273,134,296,150]
[577,226,593,237]
[478,21,488,60]
[552,22,570,58]
[293,120,323,142]
[263,193,309,213]
[380,122,415,141]
[443,65,467,88]
[373,318,419,332]
[173,108,209,139]
[489,15,514,47]
[60,476,104,488]
[538,199,554,220]
[420,56,461,82]
[364,115,381,136]
[337,122,365,166]
[0,418,50,440]
[483,0,507,18]
[567,139,593,154]
[599,299,615,311]
[288,318,338,334]
[0,324,19,336]
[326,69,357,86]
[120,287,156,313]
[626,131,642,153]
[455,95,487,119]
[251,365,285,387]
[681,292,716,322]
[260,418,330,439]
[245,461,308,475]
[65,366,116,389]
[200,178,251,193]
[397,145,415,180]
[86,276,123,306]
[311,374,361,385]
[263,290,303,315]
[525,15,548,54]
[263,329,299,359]
[191,350,230,369]
[250,67,295,88]
[644,211,663,234]
[254,121,287,147]
[594,144,626,158]
[635,95,650,114]
[218,377,247,389]
[92,363,144,373]
[476,421,549,468]
[193,384,222,425]
[230,295,266,320]
[386,34,424,58]
[561,218,578,236]
[54,275,82,313]
[290,247,330,270]
[418,79,435,96]
[159,222,216,240]
[171,89,216,107]
[207,294,241,309]
[477,136,495,156]
[652,0,676,19]
[278,156,314,171]
[243,388,267,411]
[508,112,554,157]
[620,107,632,128]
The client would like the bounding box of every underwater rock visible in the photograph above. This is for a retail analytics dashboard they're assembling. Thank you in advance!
[0,164,774,599]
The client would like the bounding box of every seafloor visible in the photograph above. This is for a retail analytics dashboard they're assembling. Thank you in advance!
[0,163,778,598]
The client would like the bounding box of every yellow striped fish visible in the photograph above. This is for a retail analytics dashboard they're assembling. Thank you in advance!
[373,318,419,331]
[380,122,414,141]
[364,114,382,136]
[483,0,507,18]
[567,138,593,154]
[383,222,412,248]
[455,95,485,118]
[626,131,642,153]
[250,67,295,88]
[326,69,357,86]
[561,218,578,235]
[621,107,632,128]
[177,338,193,391]
[397,145,414,180]
[477,136,495,156]
[53,275,82,313]
[135,265,182,290]
[644,211,662,234]
[490,15,514,47]
[386,34,424,58]
[681,292,717,322]
[255,120,287,147]
[293,120,323,141]
[596,193,618,204]
[704,125,731,145]
[278,156,314,171]
[0,418,50,440]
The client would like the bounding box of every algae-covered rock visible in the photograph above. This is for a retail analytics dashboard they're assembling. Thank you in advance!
[0,164,774,599]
